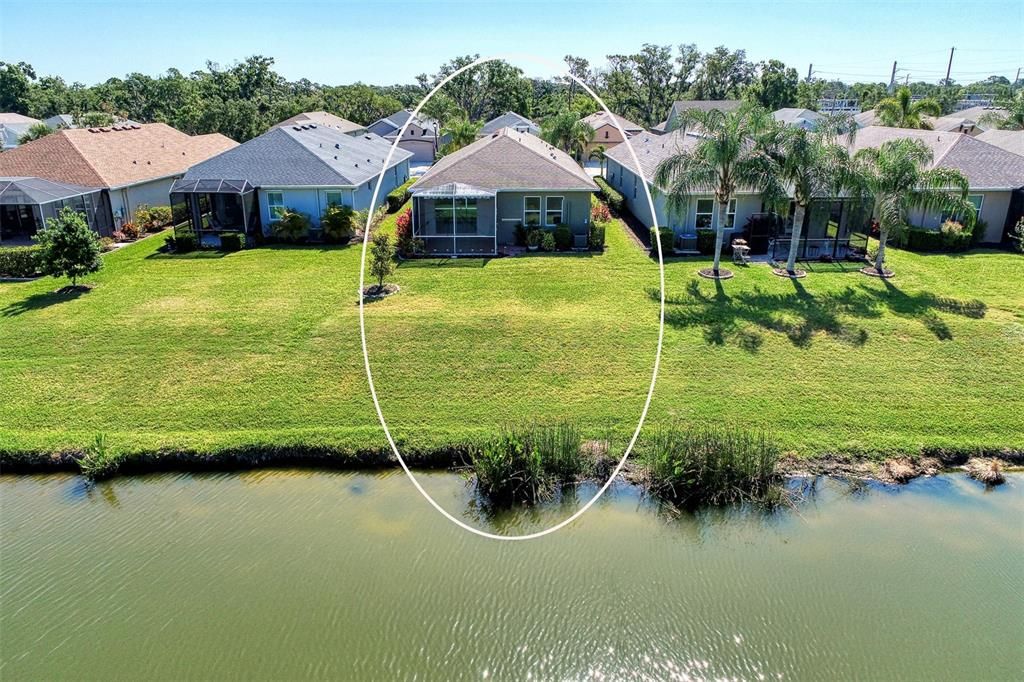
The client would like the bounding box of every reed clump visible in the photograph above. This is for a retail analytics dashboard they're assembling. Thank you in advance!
[640,424,781,505]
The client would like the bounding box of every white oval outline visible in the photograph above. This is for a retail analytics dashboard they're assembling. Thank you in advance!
[359,53,664,540]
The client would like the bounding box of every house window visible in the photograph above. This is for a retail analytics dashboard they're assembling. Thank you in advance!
[455,198,478,234]
[545,197,563,226]
[724,198,738,229]
[695,199,714,228]
[267,191,285,220]
[524,196,541,227]
[325,191,343,207]
[604,130,609,139]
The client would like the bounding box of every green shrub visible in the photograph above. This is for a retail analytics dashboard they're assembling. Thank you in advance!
[696,229,716,255]
[1010,217,1024,253]
[940,221,971,251]
[120,221,140,240]
[641,424,781,505]
[969,218,988,246]
[527,229,543,249]
[903,228,945,252]
[173,231,197,253]
[219,232,245,252]
[588,223,607,251]
[541,232,556,252]
[386,178,415,212]
[594,177,623,213]
[77,433,123,480]
[471,430,548,504]
[321,204,355,243]
[649,227,674,256]
[553,225,572,251]
[514,222,527,247]
[272,209,310,242]
[34,206,103,286]
[147,205,173,231]
[0,246,42,277]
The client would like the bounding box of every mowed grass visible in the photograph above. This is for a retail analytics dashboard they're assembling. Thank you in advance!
[1,209,1022,462]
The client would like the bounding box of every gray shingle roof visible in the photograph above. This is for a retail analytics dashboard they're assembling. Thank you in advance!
[479,112,539,136]
[412,127,597,193]
[274,111,365,134]
[975,130,1024,157]
[773,108,822,129]
[845,126,1024,190]
[370,109,441,139]
[0,176,101,205]
[177,125,412,189]
[603,128,701,186]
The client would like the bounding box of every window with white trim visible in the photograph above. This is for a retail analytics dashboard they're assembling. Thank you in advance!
[267,191,285,220]
[545,196,563,226]
[524,196,541,227]
[724,198,738,228]
[325,191,343,207]
[695,199,714,228]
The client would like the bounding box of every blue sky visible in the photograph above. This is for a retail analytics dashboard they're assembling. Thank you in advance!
[2,0,1021,86]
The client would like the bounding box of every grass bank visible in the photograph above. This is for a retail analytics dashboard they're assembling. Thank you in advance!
[1,208,1022,473]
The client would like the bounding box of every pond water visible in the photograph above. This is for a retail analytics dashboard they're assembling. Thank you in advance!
[1,470,1021,680]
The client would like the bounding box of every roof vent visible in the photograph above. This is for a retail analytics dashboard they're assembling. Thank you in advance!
[335,143,340,149]
[310,124,317,128]
[88,128,99,133]
[293,126,301,131]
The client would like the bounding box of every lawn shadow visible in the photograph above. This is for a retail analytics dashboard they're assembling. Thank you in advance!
[146,250,228,260]
[651,272,987,352]
[2,286,89,317]
[397,257,493,269]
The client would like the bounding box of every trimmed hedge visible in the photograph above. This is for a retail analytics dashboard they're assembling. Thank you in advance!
[594,177,624,213]
[220,232,245,252]
[649,227,674,256]
[553,225,572,251]
[588,223,606,251]
[696,229,716,255]
[387,178,416,212]
[902,227,971,253]
[0,246,42,278]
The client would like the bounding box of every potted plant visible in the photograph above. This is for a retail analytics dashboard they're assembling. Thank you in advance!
[527,229,542,251]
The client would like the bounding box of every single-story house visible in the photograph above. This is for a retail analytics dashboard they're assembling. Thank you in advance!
[0,113,42,150]
[0,122,236,228]
[43,114,76,130]
[975,130,1024,157]
[0,176,113,243]
[653,100,743,133]
[367,109,442,164]
[844,126,1024,243]
[604,128,767,240]
[409,127,598,256]
[273,111,366,135]
[170,124,412,239]
[581,111,644,156]
[773,108,823,131]
[479,112,540,137]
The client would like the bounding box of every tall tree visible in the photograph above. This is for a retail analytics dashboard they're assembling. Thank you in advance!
[851,138,975,275]
[440,117,482,154]
[34,206,103,288]
[874,86,942,129]
[562,55,592,105]
[540,110,594,159]
[691,46,755,100]
[654,104,783,277]
[0,61,35,113]
[745,60,799,111]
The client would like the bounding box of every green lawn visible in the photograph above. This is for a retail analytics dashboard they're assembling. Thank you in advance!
[2,210,1022,464]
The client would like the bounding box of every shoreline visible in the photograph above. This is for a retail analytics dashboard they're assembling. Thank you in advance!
[2,443,1020,486]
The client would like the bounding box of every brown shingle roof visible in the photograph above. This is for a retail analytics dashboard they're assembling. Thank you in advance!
[0,123,237,188]
[976,130,1024,157]
[412,127,597,193]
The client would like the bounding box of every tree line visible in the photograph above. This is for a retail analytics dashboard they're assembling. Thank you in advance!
[2,46,1021,142]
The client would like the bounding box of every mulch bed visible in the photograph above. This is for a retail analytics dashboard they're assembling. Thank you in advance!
[56,284,93,294]
[771,268,807,279]
[360,283,399,302]
[860,266,895,278]
[697,267,733,280]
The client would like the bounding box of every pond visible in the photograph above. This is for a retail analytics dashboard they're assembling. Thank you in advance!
[1,470,1021,680]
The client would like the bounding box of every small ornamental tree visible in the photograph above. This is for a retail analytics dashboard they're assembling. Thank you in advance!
[34,206,103,287]
[321,204,355,243]
[369,232,395,291]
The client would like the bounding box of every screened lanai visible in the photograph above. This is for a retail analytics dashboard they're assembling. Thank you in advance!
[0,177,112,244]
[411,182,497,256]
[169,179,259,243]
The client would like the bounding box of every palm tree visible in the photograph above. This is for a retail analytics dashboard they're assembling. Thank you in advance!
[874,86,942,129]
[771,115,856,276]
[654,103,784,278]
[440,117,482,154]
[541,110,594,161]
[851,138,976,275]
[979,91,1024,130]
[588,145,607,175]
[17,122,53,144]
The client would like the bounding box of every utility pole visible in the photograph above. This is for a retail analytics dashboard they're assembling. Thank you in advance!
[905,73,910,86]
[888,61,897,92]
[1015,67,1021,90]
[945,47,955,85]
[807,63,813,80]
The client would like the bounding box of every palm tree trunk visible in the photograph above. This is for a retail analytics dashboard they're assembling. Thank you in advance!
[712,201,728,274]
[786,203,807,273]
[875,226,888,273]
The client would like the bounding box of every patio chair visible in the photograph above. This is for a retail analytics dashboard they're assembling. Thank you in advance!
[731,239,751,265]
